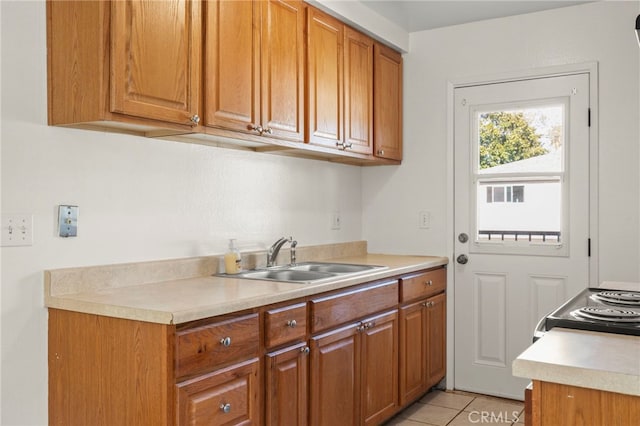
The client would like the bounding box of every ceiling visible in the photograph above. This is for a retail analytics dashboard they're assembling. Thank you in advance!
[358,1,593,32]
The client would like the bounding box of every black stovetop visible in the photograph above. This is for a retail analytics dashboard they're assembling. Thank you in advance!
[545,288,640,336]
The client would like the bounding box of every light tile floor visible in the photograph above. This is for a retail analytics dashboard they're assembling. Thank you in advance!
[384,390,525,426]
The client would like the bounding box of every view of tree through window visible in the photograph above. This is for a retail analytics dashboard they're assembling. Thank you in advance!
[479,112,549,169]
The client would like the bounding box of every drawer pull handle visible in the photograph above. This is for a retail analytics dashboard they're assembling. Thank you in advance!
[425,280,433,286]
[220,403,232,413]
[286,319,297,328]
[300,346,310,354]
[220,337,232,347]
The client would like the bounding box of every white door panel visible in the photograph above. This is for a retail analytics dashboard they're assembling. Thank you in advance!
[454,74,591,399]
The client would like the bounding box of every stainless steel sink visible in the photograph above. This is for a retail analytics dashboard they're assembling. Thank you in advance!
[288,262,383,274]
[235,269,335,282]
[217,261,386,284]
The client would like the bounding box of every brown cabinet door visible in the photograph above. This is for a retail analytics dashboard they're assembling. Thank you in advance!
[306,8,343,148]
[426,292,446,387]
[265,343,310,426]
[344,27,373,155]
[204,0,260,133]
[309,323,360,426]
[399,300,428,405]
[260,0,305,141]
[360,310,398,426]
[111,0,201,126]
[373,43,403,161]
[176,358,260,426]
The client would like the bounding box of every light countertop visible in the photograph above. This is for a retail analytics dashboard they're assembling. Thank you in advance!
[512,328,640,396]
[45,251,448,325]
[513,281,640,396]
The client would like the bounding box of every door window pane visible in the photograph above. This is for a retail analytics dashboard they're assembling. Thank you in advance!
[475,103,564,244]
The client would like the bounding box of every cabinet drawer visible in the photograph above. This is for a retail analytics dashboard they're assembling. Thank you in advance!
[310,280,398,333]
[176,358,260,426]
[400,268,446,303]
[176,313,259,379]
[265,303,307,348]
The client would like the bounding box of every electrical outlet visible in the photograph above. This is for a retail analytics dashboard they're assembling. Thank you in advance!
[1,213,34,246]
[331,211,341,230]
[419,211,431,229]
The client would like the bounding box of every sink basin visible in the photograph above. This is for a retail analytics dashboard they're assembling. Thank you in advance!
[217,262,386,284]
[289,262,384,274]
[236,269,335,283]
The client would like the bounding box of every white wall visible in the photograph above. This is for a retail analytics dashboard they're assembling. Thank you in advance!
[363,1,640,283]
[3,1,640,424]
[0,2,363,424]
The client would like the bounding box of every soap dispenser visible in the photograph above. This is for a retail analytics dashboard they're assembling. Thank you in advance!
[224,239,242,274]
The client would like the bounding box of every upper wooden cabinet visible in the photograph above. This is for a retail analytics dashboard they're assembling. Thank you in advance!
[48,0,201,130]
[307,9,373,155]
[261,0,306,141]
[203,0,306,141]
[204,0,259,133]
[111,0,201,125]
[374,43,403,161]
[47,0,402,164]
[306,8,344,148]
[344,27,374,155]
[205,0,305,142]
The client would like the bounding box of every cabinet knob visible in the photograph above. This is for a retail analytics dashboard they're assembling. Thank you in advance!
[248,124,272,135]
[286,319,297,328]
[425,280,433,286]
[248,124,263,134]
[220,403,232,413]
[377,150,384,155]
[300,346,310,355]
[335,141,353,150]
[190,114,200,125]
[220,337,232,347]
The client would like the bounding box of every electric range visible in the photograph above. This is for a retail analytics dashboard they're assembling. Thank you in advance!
[533,287,640,341]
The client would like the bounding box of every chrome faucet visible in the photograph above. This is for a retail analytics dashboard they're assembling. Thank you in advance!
[267,236,297,267]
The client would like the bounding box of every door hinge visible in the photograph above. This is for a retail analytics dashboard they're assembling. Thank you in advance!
[588,108,591,127]
[588,238,591,257]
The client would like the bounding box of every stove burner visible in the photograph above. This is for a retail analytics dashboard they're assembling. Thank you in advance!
[572,306,640,323]
[591,291,640,307]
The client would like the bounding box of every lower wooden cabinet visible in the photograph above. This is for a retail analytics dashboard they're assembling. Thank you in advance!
[48,267,446,426]
[265,343,310,426]
[176,358,260,425]
[426,292,446,387]
[530,380,640,425]
[399,291,446,405]
[310,322,360,426]
[360,310,399,425]
[309,310,398,426]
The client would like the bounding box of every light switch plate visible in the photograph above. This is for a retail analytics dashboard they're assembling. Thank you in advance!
[58,205,78,237]
[1,213,34,246]
[419,211,431,229]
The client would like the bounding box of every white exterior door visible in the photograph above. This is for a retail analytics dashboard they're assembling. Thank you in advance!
[454,74,591,399]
